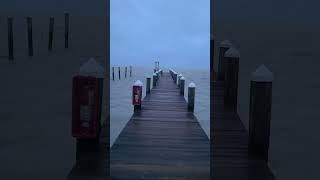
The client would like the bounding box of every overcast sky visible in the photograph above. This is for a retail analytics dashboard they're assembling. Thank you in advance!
[111,0,210,69]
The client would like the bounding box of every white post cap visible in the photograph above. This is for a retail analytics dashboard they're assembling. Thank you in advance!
[134,80,143,86]
[220,40,232,48]
[188,82,196,88]
[79,58,105,78]
[180,76,185,80]
[251,65,274,82]
[225,47,240,58]
[153,73,157,76]
[178,74,182,77]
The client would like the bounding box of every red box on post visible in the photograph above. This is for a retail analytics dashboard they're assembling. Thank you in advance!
[132,85,142,105]
[72,75,100,138]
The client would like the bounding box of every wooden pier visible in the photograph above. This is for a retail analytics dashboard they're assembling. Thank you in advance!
[110,71,210,179]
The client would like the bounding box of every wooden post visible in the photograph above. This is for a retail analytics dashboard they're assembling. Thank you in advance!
[125,67,127,78]
[210,35,214,72]
[153,73,157,87]
[218,40,232,80]
[180,77,185,96]
[146,77,151,94]
[248,65,273,162]
[112,67,114,80]
[27,17,33,56]
[188,82,196,112]
[7,17,14,61]
[175,73,178,85]
[133,80,143,112]
[224,47,240,112]
[130,66,132,77]
[48,17,54,51]
[65,13,69,48]
[178,74,182,87]
[118,67,121,80]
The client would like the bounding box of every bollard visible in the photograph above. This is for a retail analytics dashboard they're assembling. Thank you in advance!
[130,66,132,77]
[26,17,33,56]
[224,47,240,112]
[146,77,151,94]
[133,80,143,111]
[188,82,196,112]
[7,17,14,61]
[153,73,157,87]
[248,65,273,162]
[178,74,182,87]
[125,67,127,78]
[48,17,54,51]
[218,40,232,80]
[118,67,121,80]
[65,13,69,48]
[180,77,185,96]
[112,67,114,80]
[73,58,105,164]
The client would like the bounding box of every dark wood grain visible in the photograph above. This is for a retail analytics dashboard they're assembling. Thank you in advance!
[111,72,210,180]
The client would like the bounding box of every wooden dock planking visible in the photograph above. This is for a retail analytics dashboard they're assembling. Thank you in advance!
[212,80,276,180]
[110,72,210,180]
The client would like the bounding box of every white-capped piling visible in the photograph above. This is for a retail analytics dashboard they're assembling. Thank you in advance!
[153,73,157,87]
[224,47,240,112]
[146,77,151,94]
[133,80,143,111]
[248,65,273,162]
[180,76,185,95]
[218,40,232,80]
[188,82,196,112]
[178,74,182,87]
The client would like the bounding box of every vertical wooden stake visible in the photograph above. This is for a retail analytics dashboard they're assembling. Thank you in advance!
[153,73,157,88]
[146,77,151,94]
[65,13,69,48]
[118,67,121,80]
[7,17,14,61]
[125,67,127,78]
[180,77,185,96]
[27,17,33,57]
[224,47,240,112]
[112,67,114,80]
[130,66,132,77]
[218,40,232,80]
[48,17,54,51]
[188,82,196,112]
[249,65,273,162]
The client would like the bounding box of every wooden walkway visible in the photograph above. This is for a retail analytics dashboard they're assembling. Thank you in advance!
[211,79,276,180]
[110,72,210,180]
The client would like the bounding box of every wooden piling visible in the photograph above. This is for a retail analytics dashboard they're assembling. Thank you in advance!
[188,82,196,112]
[249,65,273,162]
[118,67,121,80]
[146,77,151,94]
[153,73,157,87]
[178,74,182,87]
[112,67,114,80]
[218,40,232,80]
[48,17,54,51]
[133,80,143,112]
[224,47,240,112]
[180,77,185,96]
[27,17,33,56]
[210,35,214,72]
[125,67,127,78]
[65,13,69,48]
[130,66,132,77]
[7,17,14,61]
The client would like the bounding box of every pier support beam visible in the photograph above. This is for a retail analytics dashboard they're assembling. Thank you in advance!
[224,47,240,112]
[248,65,273,162]
[180,77,185,96]
[118,67,121,80]
[112,67,114,80]
[146,77,151,94]
[153,73,157,87]
[218,40,232,80]
[188,82,196,112]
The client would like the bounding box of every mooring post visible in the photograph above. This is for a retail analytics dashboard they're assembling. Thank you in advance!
[27,17,33,57]
[133,80,143,112]
[125,67,127,78]
[188,82,196,112]
[218,40,232,80]
[65,13,69,48]
[118,67,121,80]
[112,67,114,80]
[130,66,132,77]
[224,47,240,112]
[7,17,14,61]
[248,65,273,162]
[178,74,182,87]
[146,77,151,94]
[153,73,157,87]
[48,17,54,51]
[180,77,185,96]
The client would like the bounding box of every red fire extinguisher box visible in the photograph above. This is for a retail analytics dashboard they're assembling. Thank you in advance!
[72,75,101,138]
[132,85,142,105]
